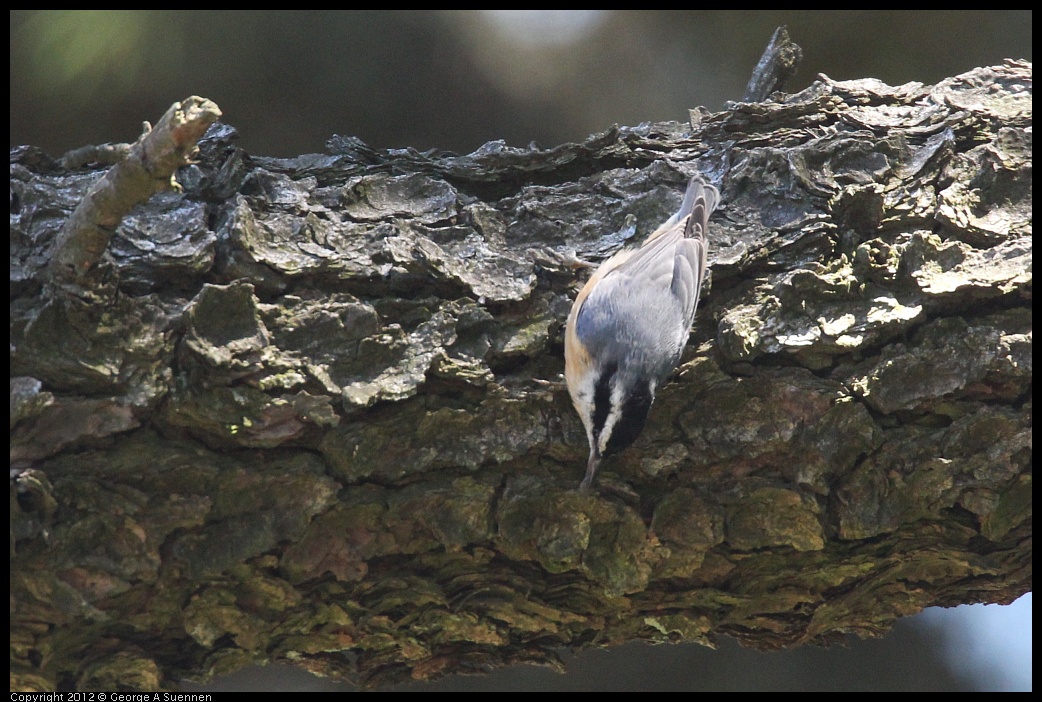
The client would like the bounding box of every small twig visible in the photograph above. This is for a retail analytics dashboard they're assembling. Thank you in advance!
[48,96,222,287]
[742,26,803,103]
[59,143,132,170]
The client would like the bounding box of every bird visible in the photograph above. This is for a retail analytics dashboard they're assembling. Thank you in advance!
[564,175,719,490]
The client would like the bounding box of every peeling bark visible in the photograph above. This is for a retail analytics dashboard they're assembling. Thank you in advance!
[10,61,1031,691]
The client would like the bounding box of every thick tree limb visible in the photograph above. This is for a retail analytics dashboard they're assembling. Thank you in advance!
[10,61,1031,691]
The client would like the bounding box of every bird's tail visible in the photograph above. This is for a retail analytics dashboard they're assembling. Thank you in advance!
[652,176,720,240]
[683,176,718,243]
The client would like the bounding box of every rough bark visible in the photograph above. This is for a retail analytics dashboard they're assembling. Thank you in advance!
[10,60,1031,691]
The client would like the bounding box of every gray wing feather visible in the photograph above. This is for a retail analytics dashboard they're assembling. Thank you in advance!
[672,238,705,330]
[574,176,717,372]
[608,176,714,320]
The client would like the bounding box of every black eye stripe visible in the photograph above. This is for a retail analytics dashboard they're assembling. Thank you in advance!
[605,384,653,457]
[591,363,656,459]
[591,362,617,438]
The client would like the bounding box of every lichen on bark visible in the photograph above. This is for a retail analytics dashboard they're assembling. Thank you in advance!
[11,61,1031,690]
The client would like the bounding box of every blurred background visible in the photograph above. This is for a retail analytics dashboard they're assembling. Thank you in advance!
[10,10,1031,692]
[9,11,1033,157]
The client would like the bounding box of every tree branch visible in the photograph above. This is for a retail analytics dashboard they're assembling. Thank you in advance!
[742,25,803,102]
[10,60,1031,691]
[47,96,221,288]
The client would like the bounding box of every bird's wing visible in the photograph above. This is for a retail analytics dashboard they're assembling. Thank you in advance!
[608,176,714,284]
[572,176,716,355]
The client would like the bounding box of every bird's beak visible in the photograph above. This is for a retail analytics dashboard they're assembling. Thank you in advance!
[579,447,601,491]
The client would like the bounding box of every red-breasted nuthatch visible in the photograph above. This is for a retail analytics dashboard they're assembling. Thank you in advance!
[565,175,719,490]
